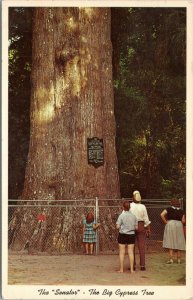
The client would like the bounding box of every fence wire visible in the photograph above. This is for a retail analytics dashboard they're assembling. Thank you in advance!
[8,198,184,254]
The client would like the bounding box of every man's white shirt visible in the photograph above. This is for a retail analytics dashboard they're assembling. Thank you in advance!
[130,202,151,227]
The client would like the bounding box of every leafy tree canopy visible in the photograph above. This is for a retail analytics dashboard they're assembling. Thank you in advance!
[111,7,186,199]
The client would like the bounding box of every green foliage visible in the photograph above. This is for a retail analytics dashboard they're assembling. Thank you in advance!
[8,8,33,199]
[112,7,186,199]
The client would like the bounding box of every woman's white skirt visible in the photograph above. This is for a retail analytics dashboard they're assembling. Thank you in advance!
[163,220,186,250]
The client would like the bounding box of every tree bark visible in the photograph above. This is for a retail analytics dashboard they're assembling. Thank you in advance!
[22,7,120,201]
[9,8,120,253]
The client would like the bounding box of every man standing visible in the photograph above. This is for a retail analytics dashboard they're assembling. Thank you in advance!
[130,190,151,271]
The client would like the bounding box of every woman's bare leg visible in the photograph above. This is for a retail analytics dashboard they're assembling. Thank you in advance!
[169,249,173,259]
[166,249,174,263]
[85,243,89,254]
[118,244,125,272]
[177,250,181,263]
[128,244,135,273]
[90,243,94,254]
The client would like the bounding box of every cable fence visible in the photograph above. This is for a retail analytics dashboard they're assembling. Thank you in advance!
[8,198,184,255]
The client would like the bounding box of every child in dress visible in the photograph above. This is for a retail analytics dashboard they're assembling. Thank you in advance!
[83,212,100,255]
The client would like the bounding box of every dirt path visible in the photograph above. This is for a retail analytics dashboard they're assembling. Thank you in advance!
[8,252,185,286]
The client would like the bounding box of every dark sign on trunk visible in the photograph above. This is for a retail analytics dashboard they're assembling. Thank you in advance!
[87,137,104,167]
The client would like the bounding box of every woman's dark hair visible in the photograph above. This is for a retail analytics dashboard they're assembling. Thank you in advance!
[86,212,94,224]
[123,201,130,211]
[171,199,181,208]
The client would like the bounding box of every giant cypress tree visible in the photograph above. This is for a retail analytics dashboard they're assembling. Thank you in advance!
[22,7,120,201]
[9,7,120,252]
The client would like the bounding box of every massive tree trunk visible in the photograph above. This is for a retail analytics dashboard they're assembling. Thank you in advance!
[22,7,120,201]
[9,8,120,253]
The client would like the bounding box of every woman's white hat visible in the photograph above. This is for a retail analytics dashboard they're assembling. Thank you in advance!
[133,190,141,202]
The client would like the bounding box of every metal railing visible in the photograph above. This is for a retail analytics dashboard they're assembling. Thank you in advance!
[8,198,184,254]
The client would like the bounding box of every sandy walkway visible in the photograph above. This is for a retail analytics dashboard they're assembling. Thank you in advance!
[8,252,185,286]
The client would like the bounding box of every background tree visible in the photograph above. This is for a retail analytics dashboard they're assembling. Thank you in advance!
[9,8,32,200]
[111,8,186,199]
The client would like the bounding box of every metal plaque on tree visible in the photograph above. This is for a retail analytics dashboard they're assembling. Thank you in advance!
[87,137,104,167]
